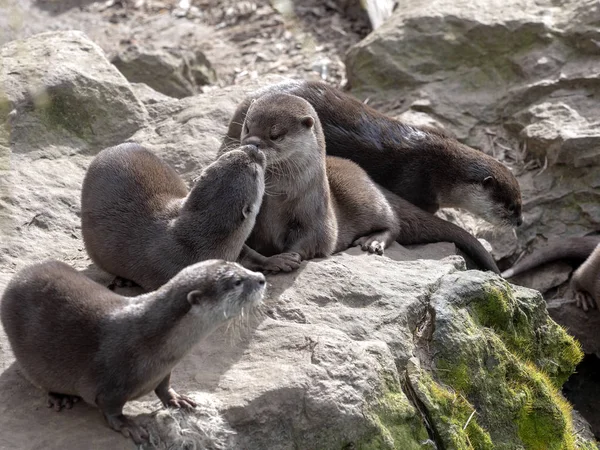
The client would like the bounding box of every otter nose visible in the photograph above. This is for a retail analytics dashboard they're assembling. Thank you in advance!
[242,144,266,166]
[516,215,523,227]
[242,136,262,148]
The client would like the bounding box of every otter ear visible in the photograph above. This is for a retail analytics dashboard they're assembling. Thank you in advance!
[242,204,252,219]
[482,176,495,188]
[301,116,314,128]
[187,290,203,305]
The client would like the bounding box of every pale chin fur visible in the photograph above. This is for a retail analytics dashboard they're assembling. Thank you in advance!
[452,185,513,229]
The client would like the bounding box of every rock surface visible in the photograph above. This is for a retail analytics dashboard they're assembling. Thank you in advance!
[0,30,596,449]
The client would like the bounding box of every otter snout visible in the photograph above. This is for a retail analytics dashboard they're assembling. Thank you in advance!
[240,144,267,167]
[515,215,523,227]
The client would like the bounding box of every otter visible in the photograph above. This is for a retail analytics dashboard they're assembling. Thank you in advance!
[502,235,600,311]
[225,93,499,273]
[220,79,523,228]
[81,143,298,290]
[0,259,266,444]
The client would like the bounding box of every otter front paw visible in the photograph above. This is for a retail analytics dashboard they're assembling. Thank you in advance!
[353,236,385,255]
[105,413,148,445]
[47,392,80,411]
[262,252,302,274]
[575,290,596,312]
[163,391,197,409]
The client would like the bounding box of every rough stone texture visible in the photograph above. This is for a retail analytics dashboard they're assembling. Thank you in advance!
[111,39,217,99]
[1,30,595,449]
[0,30,147,155]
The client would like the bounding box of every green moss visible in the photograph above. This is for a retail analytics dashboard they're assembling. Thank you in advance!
[358,374,430,450]
[471,282,583,386]
[414,371,493,450]
[427,279,590,449]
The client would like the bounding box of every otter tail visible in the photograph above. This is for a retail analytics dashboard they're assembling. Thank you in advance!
[383,189,500,274]
[501,236,600,278]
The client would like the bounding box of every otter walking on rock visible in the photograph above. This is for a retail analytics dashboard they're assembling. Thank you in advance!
[0,259,266,444]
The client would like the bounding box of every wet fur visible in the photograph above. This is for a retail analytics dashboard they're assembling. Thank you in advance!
[220,79,523,229]
[81,143,266,291]
[0,259,265,442]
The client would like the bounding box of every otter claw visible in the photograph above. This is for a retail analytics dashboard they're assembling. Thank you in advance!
[353,237,385,256]
[105,413,148,445]
[167,393,197,409]
[575,291,596,312]
[47,393,80,411]
[262,252,301,274]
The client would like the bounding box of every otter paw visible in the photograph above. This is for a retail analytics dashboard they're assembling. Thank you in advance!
[262,252,302,274]
[575,290,596,312]
[165,391,197,410]
[106,413,148,445]
[107,276,138,291]
[47,392,80,412]
[353,237,385,256]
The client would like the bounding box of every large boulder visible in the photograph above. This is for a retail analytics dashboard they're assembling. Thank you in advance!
[0,30,596,449]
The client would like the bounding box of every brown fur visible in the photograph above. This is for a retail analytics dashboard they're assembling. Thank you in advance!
[220,79,523,228]
[501,236,600,278]
[224,93,500,274]
[0,259,266,443]
[81,143,266,290]
[572,243,600,311]
[228,93,499,273]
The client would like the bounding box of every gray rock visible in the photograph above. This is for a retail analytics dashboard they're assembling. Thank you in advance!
[111,44,217,99]
[0,30,147,155]
[518,102,600,168]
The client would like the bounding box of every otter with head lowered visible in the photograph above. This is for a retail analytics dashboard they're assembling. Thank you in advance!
[220,79,523,229]
[81,142,296,290]
[228,93,499,274]
[0,259,266,444]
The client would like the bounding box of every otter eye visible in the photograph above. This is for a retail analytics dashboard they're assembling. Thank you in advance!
[270,133,284,142]
[508,204,515,213]
[235,279,243,286]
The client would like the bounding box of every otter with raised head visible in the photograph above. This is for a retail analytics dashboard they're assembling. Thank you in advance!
[0,259,266,444]
[228,93,499,274]
[220,79,523,228]
[502,235,600,311]
[81,143,299,290]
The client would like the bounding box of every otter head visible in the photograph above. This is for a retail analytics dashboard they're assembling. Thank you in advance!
[165,260,266,338]
[183,145,266,252]
[451,151,523,228]
[239,93,325,175]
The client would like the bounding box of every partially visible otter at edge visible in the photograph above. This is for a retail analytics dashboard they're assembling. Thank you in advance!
[502,235,600,311]
[220,92,500,274]
[1,259,266,444]
[221,79,523,230]
[81,142,294,290]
